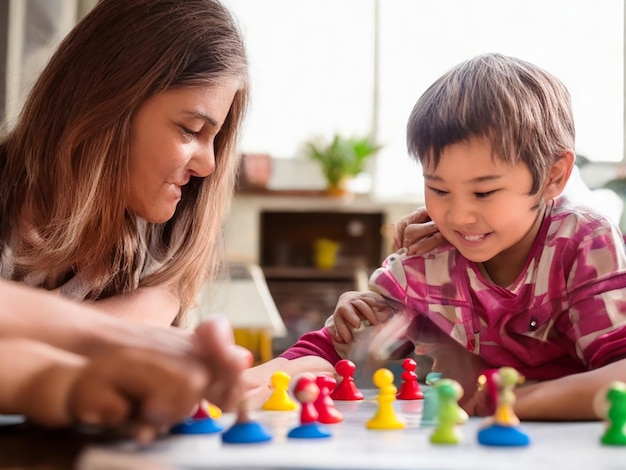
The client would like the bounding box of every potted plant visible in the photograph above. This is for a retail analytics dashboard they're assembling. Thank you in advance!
[305,133,382,197]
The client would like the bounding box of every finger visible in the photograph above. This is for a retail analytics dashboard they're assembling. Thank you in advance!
[403,221,438,245]
[394,207,431,248]
[351,299,381,326]
[359,296,395,324]
[325,318,346,343]
[194,315,248,411]
[334,318,354,343]
[406,231,446,256]
[71,381,131,427]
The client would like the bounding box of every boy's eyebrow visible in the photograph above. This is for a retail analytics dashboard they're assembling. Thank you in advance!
[183,110,219,127]
[423,173,504,183]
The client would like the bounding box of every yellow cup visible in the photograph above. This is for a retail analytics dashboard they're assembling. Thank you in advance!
[314,238,340,269]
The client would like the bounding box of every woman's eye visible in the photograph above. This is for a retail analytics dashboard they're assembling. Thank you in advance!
[182,126,200,136]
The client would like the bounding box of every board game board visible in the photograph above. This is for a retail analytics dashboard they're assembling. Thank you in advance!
[79,389,617,470]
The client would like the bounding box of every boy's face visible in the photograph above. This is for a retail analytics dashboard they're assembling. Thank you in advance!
[422,135,546,284]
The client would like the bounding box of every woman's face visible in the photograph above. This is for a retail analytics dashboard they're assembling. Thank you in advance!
[127,81,239,223]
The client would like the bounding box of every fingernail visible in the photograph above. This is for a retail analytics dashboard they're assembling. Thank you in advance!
[80,412,102,425]
[136,425,157,444]
[231,345,253,367]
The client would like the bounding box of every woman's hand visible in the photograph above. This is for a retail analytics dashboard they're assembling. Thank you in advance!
[394,206,445,256]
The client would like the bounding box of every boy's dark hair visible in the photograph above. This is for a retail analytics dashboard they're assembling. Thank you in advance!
[407,53,575,194]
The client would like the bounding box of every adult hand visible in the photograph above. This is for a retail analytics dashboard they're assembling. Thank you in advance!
[191,315,252,412]
[394,206,445,256]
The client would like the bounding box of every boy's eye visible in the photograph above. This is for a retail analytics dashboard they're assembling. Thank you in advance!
[427,186,448,196]
[475,190,497,199]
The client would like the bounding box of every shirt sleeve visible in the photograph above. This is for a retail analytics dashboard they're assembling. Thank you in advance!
[279,327,342,365]
[563,221,626,369]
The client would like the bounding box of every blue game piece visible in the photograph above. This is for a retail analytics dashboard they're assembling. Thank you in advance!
[477,423,531,447]
[221,420,273,444]
[420,386,439,427]
[170,417,224,435]
[425,371,443,385]
[287,422,332,439]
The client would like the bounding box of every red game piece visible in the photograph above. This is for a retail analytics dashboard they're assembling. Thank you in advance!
[396,358,424,400]
[287,374,332,439]
[314,375,343,424]
[331,359,364,401]
[190,400,211,419]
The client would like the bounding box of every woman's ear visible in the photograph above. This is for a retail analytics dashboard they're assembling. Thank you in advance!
[543,150,575,200]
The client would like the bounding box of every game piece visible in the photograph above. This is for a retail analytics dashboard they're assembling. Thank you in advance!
[287,374,332,439]
[262,370,298,411]
[420,372,442,427]
[396,357,424,400]
[330,359,364,401]
[366,368,406,430]
[190,399,222,419]
[170,400,224,435]
[208,403,222,419]
[429,378,467,444]
[477,367,530,447]
[314,375,343,424]
[595,380,626,446]
[222,401,273,444]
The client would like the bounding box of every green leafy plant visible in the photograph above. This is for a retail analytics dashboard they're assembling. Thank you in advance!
[305,134,382,189]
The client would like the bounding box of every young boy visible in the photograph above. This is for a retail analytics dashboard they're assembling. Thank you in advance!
[245,53,626,420]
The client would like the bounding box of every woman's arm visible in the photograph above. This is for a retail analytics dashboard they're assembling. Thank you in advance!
[0,338,86,426]
[0,337,210,441]
[90,285,180,326]
[0,279,190,356]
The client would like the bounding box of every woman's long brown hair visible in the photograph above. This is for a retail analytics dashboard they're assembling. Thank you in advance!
[0,0,249,324]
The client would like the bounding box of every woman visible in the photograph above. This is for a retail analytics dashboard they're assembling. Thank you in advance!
[0,0,249,326]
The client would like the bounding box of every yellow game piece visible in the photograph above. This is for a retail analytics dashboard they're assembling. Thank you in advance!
[262,370,298,411]
[208,402,222,418]
[366,368,406,430]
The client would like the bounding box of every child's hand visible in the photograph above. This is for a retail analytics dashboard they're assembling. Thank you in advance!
[327,291,392,344]
[393,206,445,256]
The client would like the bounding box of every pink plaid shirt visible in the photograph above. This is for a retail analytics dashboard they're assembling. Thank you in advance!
[281,197,626,381]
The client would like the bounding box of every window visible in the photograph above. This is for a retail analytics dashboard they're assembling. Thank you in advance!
[226,0,624,199]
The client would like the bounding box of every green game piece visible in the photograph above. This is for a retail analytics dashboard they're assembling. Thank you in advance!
[600,381,626,446]
[429,379,468,445]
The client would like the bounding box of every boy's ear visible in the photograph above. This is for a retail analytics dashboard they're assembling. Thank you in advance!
[543,150,575,200]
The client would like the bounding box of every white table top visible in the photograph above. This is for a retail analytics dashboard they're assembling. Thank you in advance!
[78,390,619,470]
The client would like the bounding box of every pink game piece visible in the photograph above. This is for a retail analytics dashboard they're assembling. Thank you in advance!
[330,359,364,401]
[314,375,343,424]
[396,358,424,400]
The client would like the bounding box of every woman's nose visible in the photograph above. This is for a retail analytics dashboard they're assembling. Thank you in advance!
[190,144,216,177]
